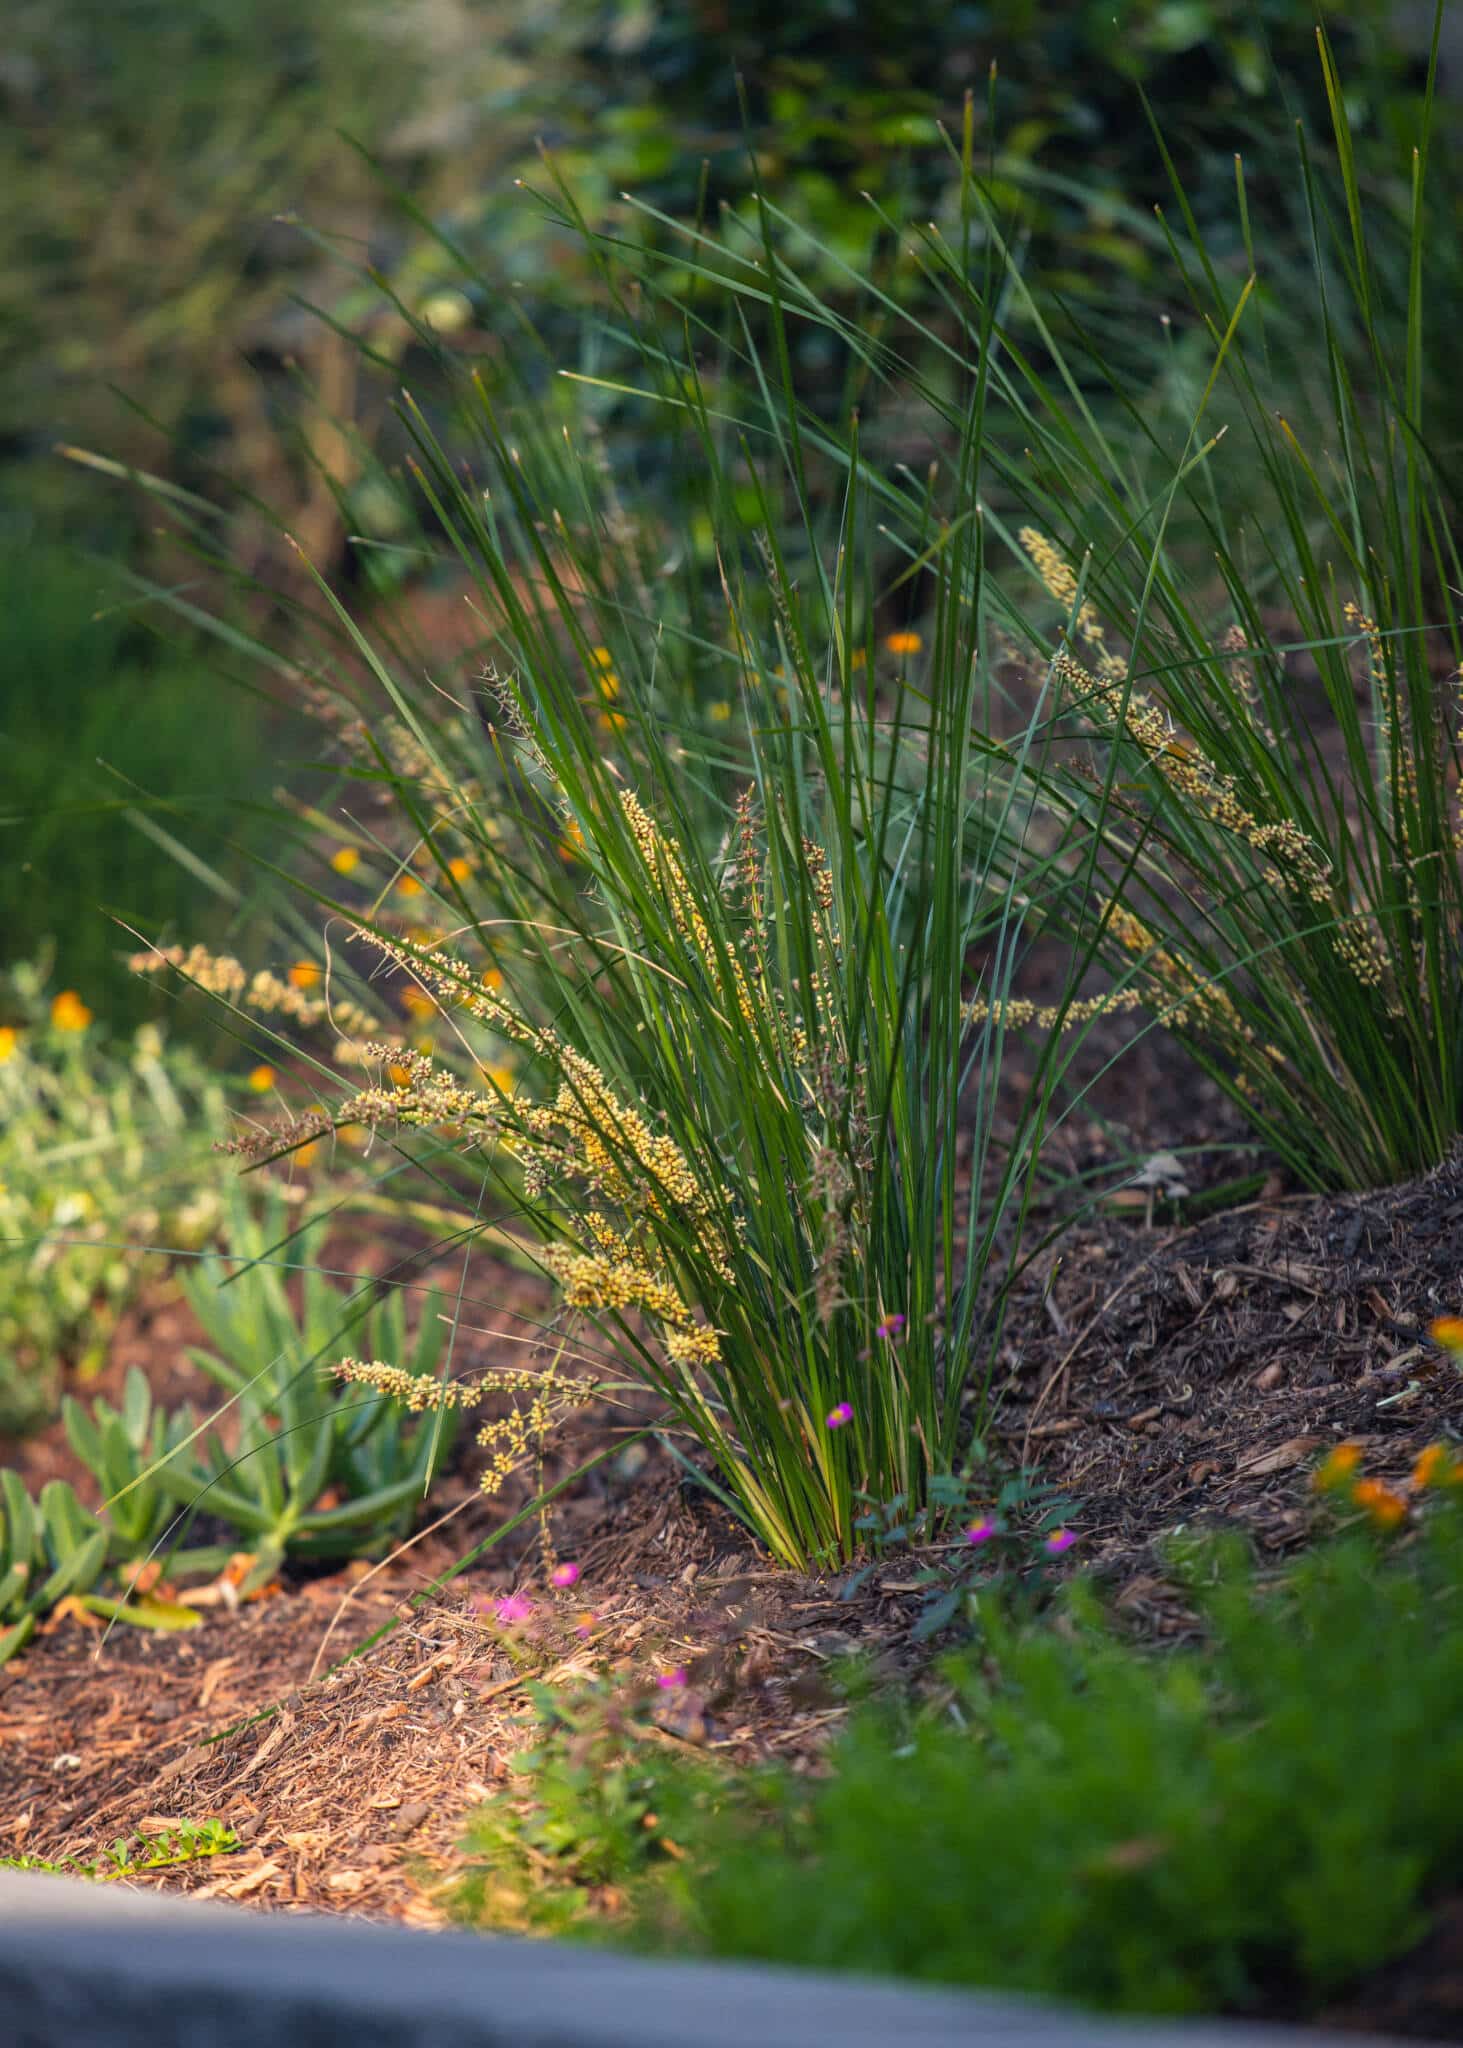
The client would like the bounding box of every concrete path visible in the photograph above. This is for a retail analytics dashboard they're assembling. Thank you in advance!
[0,1870,1409,2048]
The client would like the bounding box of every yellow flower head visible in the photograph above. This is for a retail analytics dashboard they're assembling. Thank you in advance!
[396,874,424,899]
[330,846,361,877]
[590,646,615,669]
[481,966,504,993]
[1312,1441,1362,1492]
[1412,1442,1461,1490]
[597,709,628,735]
[884,630,923,658]
[294,1141,319,1168]
[1429,1315,1463,1356]
[485,1063,516,1096]
[0,1025,20,1063]
[401,987,436,1019]
[50,990,92,1032]
[448,856,473,884]
[1352,1477,1408,1531]
[248,1064,277,1093]
[707,700,732,724]
[387,1062,414,1090]
[596,670,621,702]
[288,960,321,992]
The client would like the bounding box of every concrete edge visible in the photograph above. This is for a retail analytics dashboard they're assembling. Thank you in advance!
[0,1870,1413,2048]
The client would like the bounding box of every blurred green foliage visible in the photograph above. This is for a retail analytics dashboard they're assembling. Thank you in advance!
[0,538,274,1014]
[456,1494,1463,2018]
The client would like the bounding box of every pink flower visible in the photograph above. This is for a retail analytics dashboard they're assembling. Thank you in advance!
[551,1561,581,1588]
[965,1517,996,1544]
[490,1591,534,1623]
[826,1401,854,1429]
[657,1668,688,1690]
[875,1313,907,1340]
[1044,1528,1077,1556]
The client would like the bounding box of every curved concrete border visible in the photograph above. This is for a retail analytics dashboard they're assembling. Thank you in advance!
[0,1870,1408,2048]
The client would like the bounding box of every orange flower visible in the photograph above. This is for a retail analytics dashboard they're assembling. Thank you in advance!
[0,1025,20,1063]
[50,990,92,1032]
[597,709,628,735]
[447,857,473,884]
[248,1064,277,1093]
[330,846,361,876]
[481,966,504,993]
[1352,1478,1408,1530]
[1429,1315,1463,1355]
[288,961,321,991]
[884,630,923,657]
[1312,1441,1362,1492]
[401,987,436,1019]
[485,1064,516,1095]
[396,874,424,899]
[294,1141,319,1168]
[387,1063,413,1090]
[1412,1443,1461,1490]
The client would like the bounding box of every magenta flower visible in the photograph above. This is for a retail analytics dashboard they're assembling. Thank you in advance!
[825,1401,854,1429]
[657,1667,689,1690]
[551,1561,581,1588]
[965,1517,996,1544]
[490,1591,534,1623]
[875,1313,907,1340]
[1044,1528,1077,1556]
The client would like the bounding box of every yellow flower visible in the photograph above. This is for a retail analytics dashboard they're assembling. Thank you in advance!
[330,846,361,876]
[387,1063,414,1090]
[50,990,92,1032]
[597,709,628,735]
[707,701,732,723]
[0,1026,20,1063]
[1312,1441,1363,1492]
[402,987,436,1019]
[558,820,586,862]
[448,856,473,884]
[884,630,923,657]
[288,961,321,992]
[1412,1442,1461,1490]
[481,966,504,993]
[396,874,424,899]
[294,1141,319,1168]
[248,1064,277,1093]
[1429,1315,1463,1355]
[485,1063,516,1095]
[596,670,621,702]
[590,646,615,669]
[1352,1477,1408,1530]
[850,648,868,672]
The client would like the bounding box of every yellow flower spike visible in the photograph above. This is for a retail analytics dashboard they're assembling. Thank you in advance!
[1429,1315,1463,1356]
[50,990,92,1032]
[884,630,923,657]
[248,1064,277,1093]
[287,961,321,992]
[330,846,361,876]
[1351,1477,1408,1531]
[0,1025,20,1063]
[1313,1441,1363,1492]
[396,874,424,899]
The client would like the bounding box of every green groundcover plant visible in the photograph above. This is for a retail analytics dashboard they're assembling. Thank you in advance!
[0,955,225,1435]
[455,1457,1463,2020]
